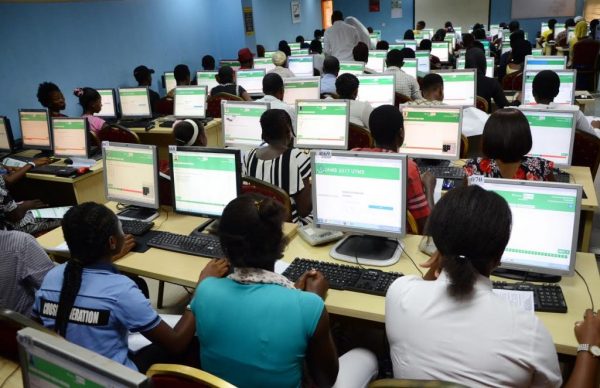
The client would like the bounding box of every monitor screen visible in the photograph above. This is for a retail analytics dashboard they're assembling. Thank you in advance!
[524,55,567,71]
[431,42,450,62]
[103,142,159,209]
[51,117,88,158]
[521,109,576,168]
[236,69,265,95]
[118,87,152,119]
[312,150,406,238]
[531,48,543,55]
[170,147,241,218]
[400,106,462,160]
[542,22,566,37]
[264,51,276,58]
[402,59,418,79]
[291,48,309,55]
[295,100,349,149]
[388,44,405,51]
[456,57,494,78]
[339,61,365,76]
[19,109,52,150]
[174,86,207,119]
[434,70,476,106]
[253,57,276,73]
[288,55,314,77]
[164,72,176,93]
[0,116,13,151]
[522,70,575,105]
[196,71,219,96]
[356,74,395,108]
[288,42,301,50]
[222,101,270,147]
[94,89,117,118]
[283,77,321,105]
[396,40,418,51]
[366,50,387,73]
[489,24,500,37]
[415,50,430,77]
[478,178,580,276]
[478,39,491,55]
[220,59,241,70]
[567,27,575,42]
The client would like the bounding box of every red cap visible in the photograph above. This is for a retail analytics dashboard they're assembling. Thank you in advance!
[238,48,254,63]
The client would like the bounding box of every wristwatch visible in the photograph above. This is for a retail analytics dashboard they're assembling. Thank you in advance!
[577,344,600,357]
[27,161,36,168]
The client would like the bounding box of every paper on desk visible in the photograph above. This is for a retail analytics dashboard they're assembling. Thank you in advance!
[69,157,96,168]
[275,260,290,275]
[433,178,444,204]
[128,314,181,353]
[2,157,27,168]
[493,289,534,313]
[31,206,72,219]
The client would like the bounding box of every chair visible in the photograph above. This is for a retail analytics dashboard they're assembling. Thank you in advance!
[571,39,600,91]
[395,92,412,107]
[155,97,174,116]
[369,378,468,388]
[572,130,600,179]
[501,70,522,91]
[241,176,293,222]
[206,93,244,119]
[158,159,172,206]
[147,364,237,388]
[348,123,373,149]
[0,309,55,361]
[88,130,101,148]
[97,125,140,144]
[460,134,469,159]
[406,211,419,235]
[475,96,489,113]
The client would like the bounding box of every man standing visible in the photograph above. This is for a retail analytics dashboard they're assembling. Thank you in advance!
[323,10,359,62]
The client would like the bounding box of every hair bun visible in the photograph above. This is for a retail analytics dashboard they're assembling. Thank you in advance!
[73,88,84,97]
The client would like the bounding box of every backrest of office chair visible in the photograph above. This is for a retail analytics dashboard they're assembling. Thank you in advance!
[572,39,600,69]
[475,96,489,113]
[502,70,521,91]
[460,134,469,159]
[348,123,374,149]
[155,97,174,116]
[206,93,243,119]
[395,92,412,107]
[572,130,600,179]
[320,92,340,99]
[158,159,172,206]
[98,125,141,144]
[368,378,469,388]
[241,176,293,222]
[147,364,237,388]
[0,309,54,361]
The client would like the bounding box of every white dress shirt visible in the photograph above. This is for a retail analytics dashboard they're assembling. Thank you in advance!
[323,21,360,62]
[386,272,562,388]
[349,100,373,129]
[255,94,297,133]
[384,66,422,100]
[518,103,600,138]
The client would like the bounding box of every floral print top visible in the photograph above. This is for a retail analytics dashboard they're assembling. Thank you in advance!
[463,157,555,181]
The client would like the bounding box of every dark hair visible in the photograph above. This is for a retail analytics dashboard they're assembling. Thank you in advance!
[73,87,100,112]
[310,39,323,54]
[376,40,390,50]
[278,40,292,57]
[445,21,453,28]
[323,55,340,75]
[336,73,359,99]
[219,194,286,269]
[352,42,369,62]
[174,119,205,146]
[217,66,234,84]
[174,64,191,84]
[404,29,415,39]
[473,28,486,40]
[510,39,532,64]
[314,29,323,39]
[462,33,474,48]
[56,203,120,336]
[369,105,403,147]
[417,20,426,28]
[260,109,292,143]
[202,55,215,70]
[367,26,374,33]
[548,18,557,30]
[499,22,507,29]
[426,185,512,299]
[295,35,304,43]
[465,47,487,75]
[590,19,599,37]
[419,39,432,51]
[332,10,344,22]
[482,108,532,163]
[421,73,443,93]
[565,18,576,28]
[399,47,415,59]
[37,82,61,107]
[510,30,525,43]
[386,49,404,67]
[532,70,560,101]
[256,45,266,58]
[508,20,520,32]
[262,72,284,95]
[432,29,446,42]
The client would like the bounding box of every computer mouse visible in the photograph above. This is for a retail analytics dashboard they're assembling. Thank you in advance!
[64,158,73,165]
[77,167,89,175]
[145,123,155,131]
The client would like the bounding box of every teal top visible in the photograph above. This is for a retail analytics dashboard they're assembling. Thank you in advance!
[191,277,324,388]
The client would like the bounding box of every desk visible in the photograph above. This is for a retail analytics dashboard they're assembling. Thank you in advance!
[0,356,21,387]
[563,166,598,251]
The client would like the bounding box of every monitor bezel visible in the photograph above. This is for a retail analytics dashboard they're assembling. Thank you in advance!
[235,68,267,96]
[173,85,208,119]
[221,100,271,148]
[294,99,350,150]
[432,69,477,107]
[0,116,15,153]
[94,88,118,119]
[18,108,53,151]
[287,55,315,77]
[282,76,321,105]
[520,109,576,168]
[51,117,90,159]
[118,87,152,119]
[521,69,577,105]
[355,73,396,108]
[523,55,567,72]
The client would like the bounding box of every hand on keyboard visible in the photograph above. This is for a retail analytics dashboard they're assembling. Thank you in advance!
[295,270,329,299]
[112,234,136,261]
[198,259,230,284]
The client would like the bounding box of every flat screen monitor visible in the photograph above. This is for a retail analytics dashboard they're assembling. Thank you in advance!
[520,109,576,168]
[164,71,176,93]
[118,87,152,119]
[196,71,219,96]
[431,42,450,62]
[312,150,407,266]
[388,44,405,51]
[444,35,456,53]
[264,51,276,58]
[395,40,418,51]
[170,147,241,218]
[288,55,314,77]
[478,39,491,56]
[402,59,418,79]
[51,117,89,158]
[283,77,321,105]
[433,70,476,106]
[568,27,575,43]
[288,42,301,50]
[253,57,276,73]
[236,69,266,95]
[456,57,494,78]
[174,85,207,119]
[94,89,117,118]
[356,74,395,108]
[220,59,241,70]
[531,48,543,55]
[415,50,431,77]
[295,100,349,150]
[366,50,387,73]
[489,24,500,37]
[524,55,567,71]
[522,70,576,105]
[291,48,309,55]
[19,109,52,151]
[339,61,365,76]
[400,106,463,160]
[477,178,580,277]
[222,101,270,147]
[0,116,15,152]
[542,22,566,37]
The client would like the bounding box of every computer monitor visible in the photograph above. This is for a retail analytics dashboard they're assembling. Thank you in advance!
[399,106,463,160]
[444,34,456,53]
[431,42,450,62]
[288,55,314,77]
[531,48,543,55]
[520,109,576,168]
[264,51,276,58]
[236,69,266,95]
[521,69,576,105]
[196,71,219,96]
[524,55,567,71]
[222,101,270,147]
[478,39,491,56]
[541,22,566,37]
[94,89,117,119]
[312,150,407,266]
[174,85,207,119]
[164,71,176,93]
[0,116,15,154]
[395,40,418,51]
[356,74,395,108]
[253,57,276,73]
[476,178,581,281]
[415,50,431,77]
[388,44,404,51]
[456,57,494,78]
[291,48,309,55]
[489,24,500,37]
[220,59,241,70]
[283,77,321,105]
[366,50,387,73]
[17,328,149,388]
[288,42,301,50]
[51,117,89,158]
[19,109,52,154]
[567,27,576,43]
[295,100,349,150]
[102,141,159,220]
[339,61,365,76]
[118,87,152,119]
[402,59,418,79]
[433,69,476,106]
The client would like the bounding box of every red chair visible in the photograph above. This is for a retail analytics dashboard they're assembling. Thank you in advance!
[0,309,55,362]
[502,70,522,91]
[155,97,174,116]
[97,125,140,143]
[147,364,237,388]
[572,130,600,179]
[241,177,292,222]
[476,96,489,113]
[571,39,600,91]
[348,123,373,149]
[158,159,172,206]
[394,92,412,107]
[206,93,243,118]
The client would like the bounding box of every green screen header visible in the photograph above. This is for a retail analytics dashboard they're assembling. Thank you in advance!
[316,162,400,180]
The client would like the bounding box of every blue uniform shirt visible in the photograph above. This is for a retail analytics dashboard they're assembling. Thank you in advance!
[33,262,160,370]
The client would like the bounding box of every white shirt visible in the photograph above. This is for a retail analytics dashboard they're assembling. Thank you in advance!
[345,16,372,49]
[255,94,297,133]
[384,66,422,100]
[323,21,360,62]
[268,66,295,79]
[349,100,373,129]
[518,103,600,138]
[312,53,325,74]
[386,272,562,388]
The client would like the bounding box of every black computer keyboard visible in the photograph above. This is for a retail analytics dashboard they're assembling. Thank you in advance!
[282,258,403,296]
[30,165,77,176]
[13,156,60,164]
[120,219,154,236]
[492,282,567,313]
[159,120,175,128]
[118,120,152,128]
[555,171,571,183]
[419,166,466,180]
[146,231,225,259]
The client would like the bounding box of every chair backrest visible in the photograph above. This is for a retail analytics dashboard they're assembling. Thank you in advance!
[147,364,237,388]
[475,96,489,113]
[502,70,521,91]
[206,93,243,119]
[155,97,174,116]
[158,159,172,206]
[241,176,293,222]
[406,211,419,235]
[572,130,600,179]
[97,125,140,144]
[460,134,469,159]
[368,378,469,388]
[348,123,373,149]
[0,309,55,361]
[395,92,412,107]
[572,39,600,69]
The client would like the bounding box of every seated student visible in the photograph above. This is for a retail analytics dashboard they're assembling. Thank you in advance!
[133,65,160,113]
[73,87,110,134]
[267,51,295,79]
[384,49,422,100]
[465,47,510,110]
[376,40,389,50]
[320,55,340,95]
[166,64,191,98]
[173,119,207,147]
[310,39,325,74]
[201,55,215,70]
[210,66,252,101]
[352,42,371,71]
[278,40,292,57]
[432,28,446,42]
[190,194,378,387]
[556,18,576,47]
[404,29,415,40]
[413,20,426,35]
[237,48,254,70]
[418,39,442,70]
[506,36,531,76]
[590,18,600,40]
[385,185,562,387]
[37,82,66,117]
[540,18,557,45]
[335,73,373,129]
[256,73,296,132]
[314,28,324,41]
[33,202,227,371]
[243,109,311,224]
[353,105,434,231]
[405,73,444,105]
[296,35,310,49]
[445,21,454,33]
[256,45,265,58]
[464,108,555,181]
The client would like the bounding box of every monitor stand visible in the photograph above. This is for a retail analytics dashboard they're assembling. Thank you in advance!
[329,235,403,267]
[116,206,159,222]
[190,218,219,237]
[492,268,561,283]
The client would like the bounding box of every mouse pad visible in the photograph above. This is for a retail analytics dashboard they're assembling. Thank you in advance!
[132,231,160,253]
